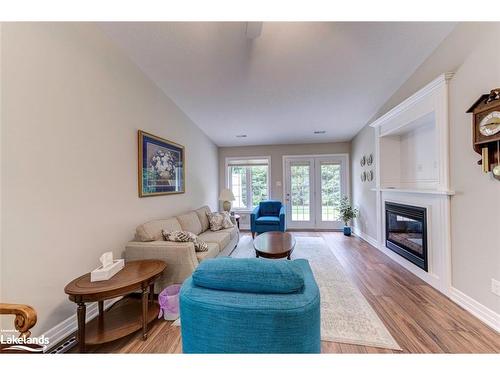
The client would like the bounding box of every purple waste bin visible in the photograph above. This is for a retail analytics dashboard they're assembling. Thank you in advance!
[158,284,181,321]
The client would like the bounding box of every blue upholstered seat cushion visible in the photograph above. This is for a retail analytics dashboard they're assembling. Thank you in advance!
[192,257,304,294]
[255,216,280,224]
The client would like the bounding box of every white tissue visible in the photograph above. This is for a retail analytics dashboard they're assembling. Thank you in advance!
[99,251,113,268]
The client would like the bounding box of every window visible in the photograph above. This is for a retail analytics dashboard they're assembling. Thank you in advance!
[226,157,270,211]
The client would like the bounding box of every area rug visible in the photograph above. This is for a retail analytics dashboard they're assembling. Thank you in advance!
[230,236,401,350]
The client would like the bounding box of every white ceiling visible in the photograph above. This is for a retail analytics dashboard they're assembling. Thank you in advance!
[100,22,456,146]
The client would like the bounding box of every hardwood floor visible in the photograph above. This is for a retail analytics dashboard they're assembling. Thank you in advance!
[72,232,500,354]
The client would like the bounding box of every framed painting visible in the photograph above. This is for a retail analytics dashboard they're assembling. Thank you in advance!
[138,130,185,197]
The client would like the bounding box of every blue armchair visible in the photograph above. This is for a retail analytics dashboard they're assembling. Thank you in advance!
[251,200,286,238]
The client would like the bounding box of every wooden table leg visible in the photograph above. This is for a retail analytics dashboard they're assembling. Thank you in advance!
[77,302,86,353]
[98,301,104,316]
[149,284,154,304]
[142,285,148,340]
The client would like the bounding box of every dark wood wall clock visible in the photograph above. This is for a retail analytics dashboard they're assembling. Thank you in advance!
[467,88,500,180]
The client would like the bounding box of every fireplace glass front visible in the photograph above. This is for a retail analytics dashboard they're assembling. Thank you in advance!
[385,202,428,271]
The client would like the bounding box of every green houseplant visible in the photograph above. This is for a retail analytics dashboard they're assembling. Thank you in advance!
[339,196,358,236]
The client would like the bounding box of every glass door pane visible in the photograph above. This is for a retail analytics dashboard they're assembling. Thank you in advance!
[320,163,341,221]
[290,164,311,222]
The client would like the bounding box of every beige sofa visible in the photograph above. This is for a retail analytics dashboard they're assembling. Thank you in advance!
[124,206,239,292]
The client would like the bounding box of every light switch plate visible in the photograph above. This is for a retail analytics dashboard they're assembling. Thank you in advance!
[491,279,500,297]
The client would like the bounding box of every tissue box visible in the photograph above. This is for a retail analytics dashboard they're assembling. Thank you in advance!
[90,259,125,282]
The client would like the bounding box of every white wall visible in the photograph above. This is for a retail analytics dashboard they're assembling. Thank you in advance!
[350,125,377,239]
[218,142,350,228]
[351,22,500,314]
[0,23,219,335]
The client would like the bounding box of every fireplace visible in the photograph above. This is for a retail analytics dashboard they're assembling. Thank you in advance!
[385,202,428,271]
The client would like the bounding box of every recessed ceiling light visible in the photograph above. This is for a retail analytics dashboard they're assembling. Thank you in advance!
[314,130,326,134]
[236,134,247,138]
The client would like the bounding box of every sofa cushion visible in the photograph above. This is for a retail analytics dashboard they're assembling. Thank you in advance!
[192,258,305,294]
[218,226,238,240]
[135,218,182,242]
[162,230,208,252]
[207,212,234,231]
[177,211,203,235]
[195,242,219,262]
[195,206,211,232]
[255,216,280,224]
[259,200,282,216]
[198,231,230,250]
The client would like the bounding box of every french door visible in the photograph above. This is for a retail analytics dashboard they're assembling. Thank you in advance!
[284,155,348,230]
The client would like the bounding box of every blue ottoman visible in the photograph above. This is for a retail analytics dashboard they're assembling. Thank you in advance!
[179,257,321,353]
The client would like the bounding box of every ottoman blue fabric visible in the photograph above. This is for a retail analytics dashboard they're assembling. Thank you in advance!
[180,258,321,353]
[192,257,305,294]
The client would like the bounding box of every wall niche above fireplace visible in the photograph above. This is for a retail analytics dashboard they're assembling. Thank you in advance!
[370,73,455,195]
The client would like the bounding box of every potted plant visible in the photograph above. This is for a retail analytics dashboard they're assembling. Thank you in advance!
[339,196,358,236]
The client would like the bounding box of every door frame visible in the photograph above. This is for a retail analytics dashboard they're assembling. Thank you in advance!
[282,153,350,230]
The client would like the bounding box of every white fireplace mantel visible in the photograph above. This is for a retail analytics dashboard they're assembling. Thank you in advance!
[368,73,454,294]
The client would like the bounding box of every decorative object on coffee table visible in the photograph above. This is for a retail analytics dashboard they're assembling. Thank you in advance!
[253,231,296,260]
[138,130,185,197]
[64,260,166,353]
[219,188,235,212]
[339,196,358,236]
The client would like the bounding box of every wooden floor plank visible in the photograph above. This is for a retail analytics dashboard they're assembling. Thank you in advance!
[70,232,500,354]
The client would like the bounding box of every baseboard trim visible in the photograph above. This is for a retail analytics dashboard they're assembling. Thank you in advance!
[353,227,500,333]
[448,287,500,333]
[42,297,122,352]
[352,227,379,249]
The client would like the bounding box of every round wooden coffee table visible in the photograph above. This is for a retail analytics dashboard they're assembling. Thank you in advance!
[253,231,296,260]
[64,260,166,353]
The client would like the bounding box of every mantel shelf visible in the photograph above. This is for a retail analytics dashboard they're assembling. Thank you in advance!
[371,187,455,196]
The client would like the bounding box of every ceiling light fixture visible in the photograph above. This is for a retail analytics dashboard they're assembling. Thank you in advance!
[314,130,326,134]
[236,134,247,138]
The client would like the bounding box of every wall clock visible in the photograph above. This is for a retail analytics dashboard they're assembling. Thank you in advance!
[479,111,500,137]
[467,88,500,180]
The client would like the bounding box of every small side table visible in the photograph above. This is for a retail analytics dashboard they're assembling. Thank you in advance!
[233,214,241,229]
[64,260,166,353]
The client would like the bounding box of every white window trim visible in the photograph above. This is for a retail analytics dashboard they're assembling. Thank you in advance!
[225,156,271,212]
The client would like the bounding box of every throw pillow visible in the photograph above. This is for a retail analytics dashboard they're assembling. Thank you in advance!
[207,212,234,231]
[221,211,235,229]
[162,230,208,252]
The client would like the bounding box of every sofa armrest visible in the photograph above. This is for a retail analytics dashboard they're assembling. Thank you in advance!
[279,205,286,231]
[125,241,199,291]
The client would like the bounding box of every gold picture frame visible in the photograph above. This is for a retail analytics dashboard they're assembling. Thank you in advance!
[138,130,185,197]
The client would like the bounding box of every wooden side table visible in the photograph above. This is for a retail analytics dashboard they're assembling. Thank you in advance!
[64,260,166,353]
[233,214,241,229]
